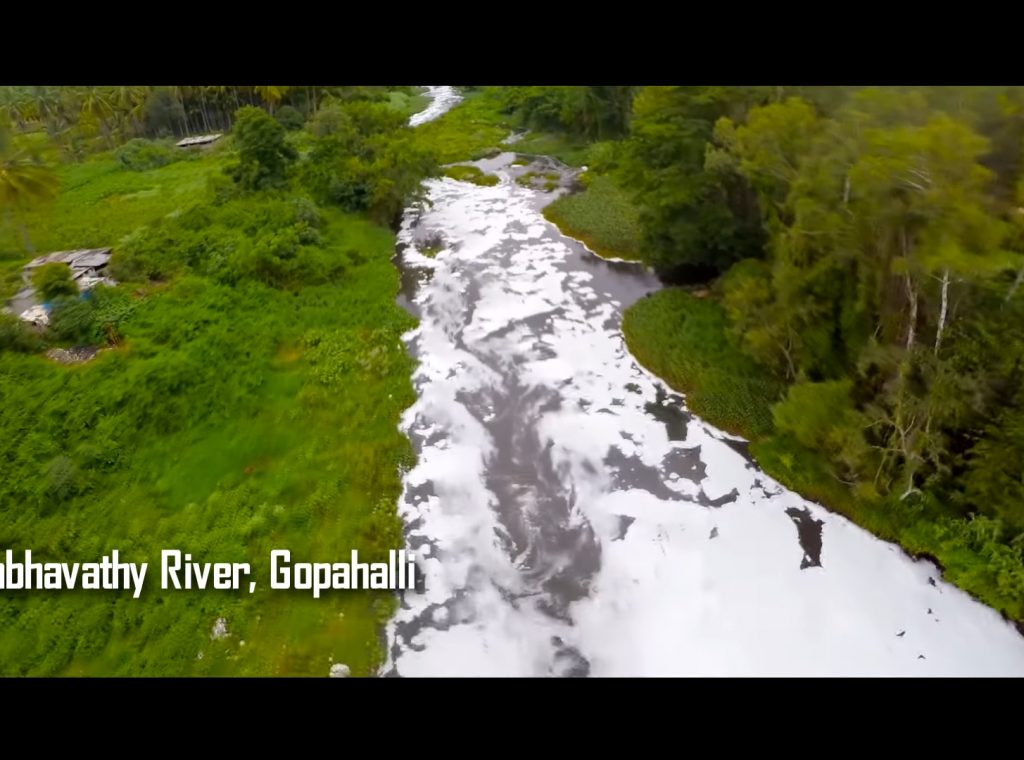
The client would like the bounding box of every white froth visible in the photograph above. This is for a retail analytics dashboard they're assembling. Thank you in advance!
[408,86,463,127]
[386,89,1024,677]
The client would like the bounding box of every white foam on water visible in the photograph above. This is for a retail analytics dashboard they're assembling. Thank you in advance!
[409,86,463,127]
[387,100,1024,677]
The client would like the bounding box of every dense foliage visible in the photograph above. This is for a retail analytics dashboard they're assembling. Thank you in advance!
[0,86,435,675]
[0,86,429,160]
[300,99,435,225]
[612,86,1024,618]
[497,86,636,141]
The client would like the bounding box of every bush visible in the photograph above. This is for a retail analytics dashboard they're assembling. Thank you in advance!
[31,262,78,301]
[112,193,337,289]
[115,138,181,171]
[0,312,43,353]
[49,296,100,345]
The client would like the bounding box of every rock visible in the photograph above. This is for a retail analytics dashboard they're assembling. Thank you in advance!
[45,346,99,365]
[329,663,351,678]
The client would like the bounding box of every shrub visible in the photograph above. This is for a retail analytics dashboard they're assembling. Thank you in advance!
[0,311,43,352]
[31,262,78,301]
[49,296,100,345]
[115,138,181,171]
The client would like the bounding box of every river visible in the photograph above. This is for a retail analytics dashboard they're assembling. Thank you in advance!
[382,87,1024,676]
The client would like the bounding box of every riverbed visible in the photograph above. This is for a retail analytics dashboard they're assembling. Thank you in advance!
[382,87,1024,676]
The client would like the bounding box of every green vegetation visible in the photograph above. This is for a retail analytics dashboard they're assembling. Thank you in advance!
[411,89,509,164]
[0,90,436,675]
[5,82,1024,673]
[497,86,635,143]
[503,134,590,166]
[407,86,634,167]
[31,262,77,300]
[516,171,537,187]
[114,138,185,172]
[0,153,230,301]
[301,100,435,225]
[617,86,1024,621]
[441,164,499,187]
[0,86,423,160]
[543,175,642,260]
[624,291,782,437]
[228,107,297,191]
[387,88,429,119]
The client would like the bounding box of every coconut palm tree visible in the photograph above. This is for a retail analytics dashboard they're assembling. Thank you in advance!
[254,86,290,115]
[1,128,59,252]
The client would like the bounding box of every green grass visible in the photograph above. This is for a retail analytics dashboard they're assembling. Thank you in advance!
[0,140,418,675]
[441,164,499,187]
[623,289,783,438]
[543,175,643,261]
[387,89,430,118]
[1,153,229,299]
[516,171,538,187]
[503,132,590,167]
[624,288,1024,622]
[411,89,510,164]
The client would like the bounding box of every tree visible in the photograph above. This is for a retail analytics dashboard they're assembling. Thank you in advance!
[31,262,77,300]
[772,379,871,479]
[228,106,297,191]
[254,86,291,115]
[301,100,435,225]
[617,86,768,277]
[0,123,59,251]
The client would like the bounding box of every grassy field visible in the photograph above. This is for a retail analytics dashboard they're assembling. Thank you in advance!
[0,147,231,300]
[0,139,417,675]
[543,175,643,261]
[624,288,1024,621]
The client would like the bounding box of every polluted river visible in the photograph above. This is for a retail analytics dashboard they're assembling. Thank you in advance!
[382,86,1024,676]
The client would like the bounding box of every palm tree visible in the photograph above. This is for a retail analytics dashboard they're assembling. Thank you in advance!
[79,87,112,123]
[1,129,59,252]
[111,86,149,138]
[254,86,290,115]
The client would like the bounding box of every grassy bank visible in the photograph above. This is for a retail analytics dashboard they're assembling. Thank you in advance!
[0,141,415,675]
[543,175,643,262]
[504,132,590,167]
[388,88,430,118]
[412,89,510,164]
[624,289,1024,622]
